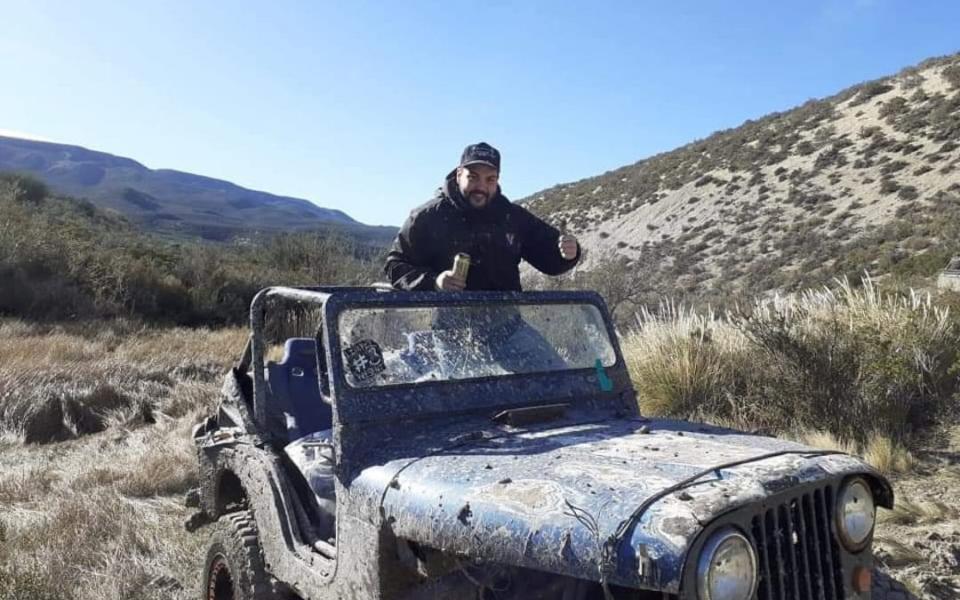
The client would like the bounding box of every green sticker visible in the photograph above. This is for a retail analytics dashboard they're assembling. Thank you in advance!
[595,359,613,392]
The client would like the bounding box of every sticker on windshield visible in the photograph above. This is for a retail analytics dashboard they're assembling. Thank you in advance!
[344,339,385,382]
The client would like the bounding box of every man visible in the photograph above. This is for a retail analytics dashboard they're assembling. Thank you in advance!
[385,142,580,291]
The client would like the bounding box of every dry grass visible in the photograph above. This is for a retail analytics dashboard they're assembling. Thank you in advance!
[0,490,204,600]
[622,277,959,449]
[0,320,244,444]
[878,496,958,526]
[623,301,768,429]
[795,429,858,454]
[115,419,200,498]
[795,429,915,474]
[0,466,60,504]
[0,320,244,600]
[863,434,916,475]
[874,537,926,567]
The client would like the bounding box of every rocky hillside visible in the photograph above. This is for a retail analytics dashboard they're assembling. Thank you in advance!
[524,53,960,304]
[0,136,395,243]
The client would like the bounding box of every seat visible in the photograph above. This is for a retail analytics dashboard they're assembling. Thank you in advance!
[267,337,333,442]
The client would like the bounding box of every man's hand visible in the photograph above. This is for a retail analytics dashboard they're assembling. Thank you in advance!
[559,234,579,260]
[436,270,466,292]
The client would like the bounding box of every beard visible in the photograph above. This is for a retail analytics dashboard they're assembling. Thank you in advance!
[467,190,489,208]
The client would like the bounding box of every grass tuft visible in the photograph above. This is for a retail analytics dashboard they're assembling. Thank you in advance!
[863,434,916,475]
[0,320,245,598]
[878,496,957,525]
[623,277,959,449]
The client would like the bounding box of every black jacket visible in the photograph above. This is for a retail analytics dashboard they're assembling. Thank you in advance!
[385,171,580,291]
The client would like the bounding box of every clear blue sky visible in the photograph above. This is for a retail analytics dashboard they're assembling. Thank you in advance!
[2,1,958,226]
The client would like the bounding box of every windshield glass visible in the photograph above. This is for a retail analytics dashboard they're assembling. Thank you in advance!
[337,303,616,388]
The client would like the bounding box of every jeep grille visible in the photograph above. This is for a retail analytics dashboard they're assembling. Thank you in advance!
[750,485,845,600]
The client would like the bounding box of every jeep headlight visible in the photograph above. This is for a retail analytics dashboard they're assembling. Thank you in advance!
[696,527,757,600]
[836,478,875,552]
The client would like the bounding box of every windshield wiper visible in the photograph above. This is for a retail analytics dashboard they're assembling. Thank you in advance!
[492,403,569,427]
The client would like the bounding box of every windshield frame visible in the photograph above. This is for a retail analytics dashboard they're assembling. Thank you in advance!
[323,289,625,424]
[337,300,617,390]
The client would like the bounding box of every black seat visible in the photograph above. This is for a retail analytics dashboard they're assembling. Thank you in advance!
[267,338,332,443]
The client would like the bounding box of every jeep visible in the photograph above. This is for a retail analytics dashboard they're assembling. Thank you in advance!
[191,286,895,600]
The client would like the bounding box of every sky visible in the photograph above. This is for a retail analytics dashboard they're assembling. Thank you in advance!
[1,1,959,227]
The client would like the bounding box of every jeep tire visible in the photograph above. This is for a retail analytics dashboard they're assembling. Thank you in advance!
[203,511,276,600]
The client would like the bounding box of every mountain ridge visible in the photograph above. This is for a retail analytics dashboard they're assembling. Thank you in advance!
[0,135,395,243]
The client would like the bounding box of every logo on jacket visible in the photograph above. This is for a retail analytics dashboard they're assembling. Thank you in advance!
[505,233,516,247]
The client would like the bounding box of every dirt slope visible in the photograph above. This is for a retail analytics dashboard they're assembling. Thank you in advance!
[523,53,960,302]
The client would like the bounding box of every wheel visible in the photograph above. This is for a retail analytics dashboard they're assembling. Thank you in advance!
[203,511,276,600]
[872,569,918,600]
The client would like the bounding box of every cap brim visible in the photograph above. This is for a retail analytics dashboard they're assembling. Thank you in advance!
[460,160,499,170]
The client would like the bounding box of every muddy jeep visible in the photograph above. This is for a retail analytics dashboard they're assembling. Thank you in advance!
[191,286,894,600]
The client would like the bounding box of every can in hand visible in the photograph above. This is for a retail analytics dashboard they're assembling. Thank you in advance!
[453,253,471,280]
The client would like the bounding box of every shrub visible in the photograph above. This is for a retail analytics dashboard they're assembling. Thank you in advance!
[880,160,909,175]
[898,186,920,201]
[878,96,909,120]
[853,81,895,105]
[623,278,958,446]
[623,303,761,423]
[942,64,960,89]
[0,173,48,205]
[796,141,816,156]
[880,179,901,195]
[0,183,380,325]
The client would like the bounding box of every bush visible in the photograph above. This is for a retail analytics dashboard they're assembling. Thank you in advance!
[879,179,901,195]
[0,182,381,325]
[796,140,816,156]
[850,81,894,106]
[880,160,909,175]
[878,96,908,120]
[0,173,48,205]
[898,186,920,201]
[623,278,958,446]
[942,64,960,89]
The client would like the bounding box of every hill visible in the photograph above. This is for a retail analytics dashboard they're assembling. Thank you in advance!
[0,135,395,243]
[523,53,960,308]
[0,175,380,324]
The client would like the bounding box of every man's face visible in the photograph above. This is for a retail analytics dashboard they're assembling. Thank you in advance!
[457,164,499,209]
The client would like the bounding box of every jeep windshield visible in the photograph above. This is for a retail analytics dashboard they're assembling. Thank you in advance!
[337,302,616,388]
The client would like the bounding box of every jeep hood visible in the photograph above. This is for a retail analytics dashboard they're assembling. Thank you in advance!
[349,417,887,592]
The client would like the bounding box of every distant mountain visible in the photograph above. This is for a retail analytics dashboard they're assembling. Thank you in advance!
[522,52,960,303]
[0,136,395,243]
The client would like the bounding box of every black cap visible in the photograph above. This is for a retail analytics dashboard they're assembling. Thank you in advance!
[460,142,501,171]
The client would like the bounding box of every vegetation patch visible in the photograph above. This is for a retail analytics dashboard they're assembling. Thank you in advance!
[622,278,959,448]
[0,175,380,325]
